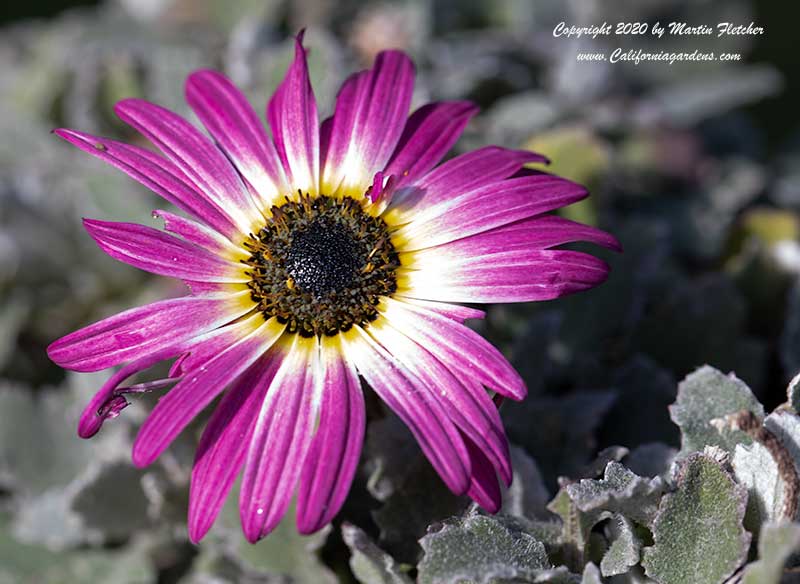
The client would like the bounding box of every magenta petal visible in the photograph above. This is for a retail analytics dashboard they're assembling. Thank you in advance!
[54,129,237,237]
[396,174,588,251]
[464,434,503,513]
[240,335,319,542]
[435,214,623,254]
[153,210,242,255]
[402,249,610,303]
[187,353,281,543]
[381,298,525,400]
[345,327,471,495]
[132,316,284,468]
[322,51,415,193]
[416,146,548,193]
[368,322,511,484]
[186,70,288,203]
[384,101,478,188]
[400,298,485,323]
[47,294,250,372]
[267,33,320,195]
[388,146,547,221]
[296,337,365,534]
[114,98,260,232]
[82,219,245,282]
[78,345,182,438]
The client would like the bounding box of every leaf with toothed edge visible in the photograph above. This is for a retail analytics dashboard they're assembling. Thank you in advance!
[600,514,640,577]
[565,462,664,528]
[669,365,764,456]
[342,523,412,584]
[417,514,578,584]
[641,453,750,584]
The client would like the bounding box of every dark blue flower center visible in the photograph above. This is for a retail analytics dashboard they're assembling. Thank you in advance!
[285,220,362,296]
[243,194,399,337]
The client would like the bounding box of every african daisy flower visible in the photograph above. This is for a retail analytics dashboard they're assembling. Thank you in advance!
[47,33,619,543]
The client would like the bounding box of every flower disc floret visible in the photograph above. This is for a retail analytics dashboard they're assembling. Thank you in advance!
[243,194,399,337]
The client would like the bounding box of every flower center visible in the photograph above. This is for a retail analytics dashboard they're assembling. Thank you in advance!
[243,194,399,337]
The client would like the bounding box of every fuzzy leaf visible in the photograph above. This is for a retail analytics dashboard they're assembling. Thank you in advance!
[0,376,130,496]
[731,440,785,531]
[669,366,764,455]
[600,515,640,577]
[788,372,800,414]
[11,489,83,550]
[70,460,151,542]
[547,488,606,572]
[741,522,800,584]
[565,462,664,527]
[580,563,602,584]
[765,409,800,477]
[342,523,412,584]
[417,514,551,584]
[0,513,155,584]
[641,453,750,584]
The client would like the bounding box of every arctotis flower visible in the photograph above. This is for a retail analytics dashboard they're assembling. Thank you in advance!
[48,33,619,543]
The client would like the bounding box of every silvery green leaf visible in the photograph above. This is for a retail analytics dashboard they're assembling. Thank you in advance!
[11,488,83,550]
[518,519,564,556]
[741,522,800,584]
[764,410,800,479]
[731,440,785,532]
[788,373,800,414]
[0,513,155,584]
[600,515,640,577]
[579,447,630,481]
[565,462,664,527]
[669,365,764,455]
[0,296,28,372]
[70,460,151,543]
[624,443,677,479]
[417,514,551,584]
[177,546,247,584]
[0,376,130,496]
[581,563,602,584]
[342,523,412,584]
[502,446,551,520]
[641,453,750,584]
[547,488,609,572]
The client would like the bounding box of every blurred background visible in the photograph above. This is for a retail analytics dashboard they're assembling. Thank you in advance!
[1,0,798,582]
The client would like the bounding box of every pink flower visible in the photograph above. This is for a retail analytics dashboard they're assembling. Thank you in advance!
[48,32,619,543]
